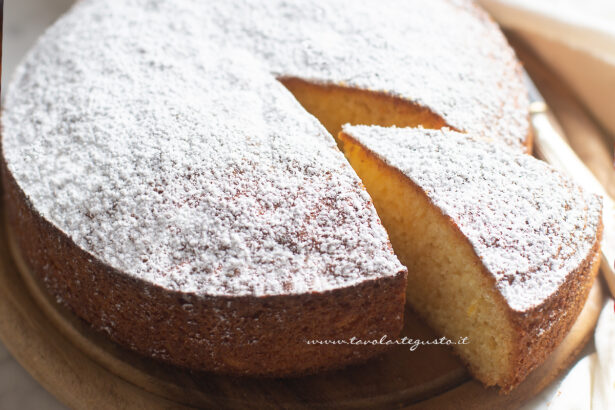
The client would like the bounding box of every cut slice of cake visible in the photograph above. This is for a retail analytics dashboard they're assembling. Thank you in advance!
[339,125,603,391]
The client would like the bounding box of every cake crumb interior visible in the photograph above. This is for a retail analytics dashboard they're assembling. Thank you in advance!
[279,77,449,144]
[338,132,516,387]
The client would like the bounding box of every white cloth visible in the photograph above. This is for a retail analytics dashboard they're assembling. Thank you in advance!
[478,0,615,139]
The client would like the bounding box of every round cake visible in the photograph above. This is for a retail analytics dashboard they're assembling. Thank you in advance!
[3,0,535,378]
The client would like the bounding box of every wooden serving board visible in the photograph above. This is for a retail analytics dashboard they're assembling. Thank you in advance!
[0,36,611,410]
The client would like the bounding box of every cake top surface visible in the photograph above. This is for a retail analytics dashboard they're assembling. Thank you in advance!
[343,125,602,312]
[207,0,529,150]
[2,0,411,297]
[3,0,527,297]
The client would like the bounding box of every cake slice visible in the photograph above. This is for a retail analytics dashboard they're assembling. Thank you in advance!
[339,125,603,391]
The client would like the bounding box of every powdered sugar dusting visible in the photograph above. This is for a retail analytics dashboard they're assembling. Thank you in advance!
[2,0,409,297]
[344,125,602,312]
[213,0,529,150]
[3,0,529,297]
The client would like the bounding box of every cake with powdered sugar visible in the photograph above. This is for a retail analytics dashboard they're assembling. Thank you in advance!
[340,125,602,391]
[3,0,588,387]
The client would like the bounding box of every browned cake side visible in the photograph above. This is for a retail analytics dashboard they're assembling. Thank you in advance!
[503,244,601,390]
[3,162,406,376]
